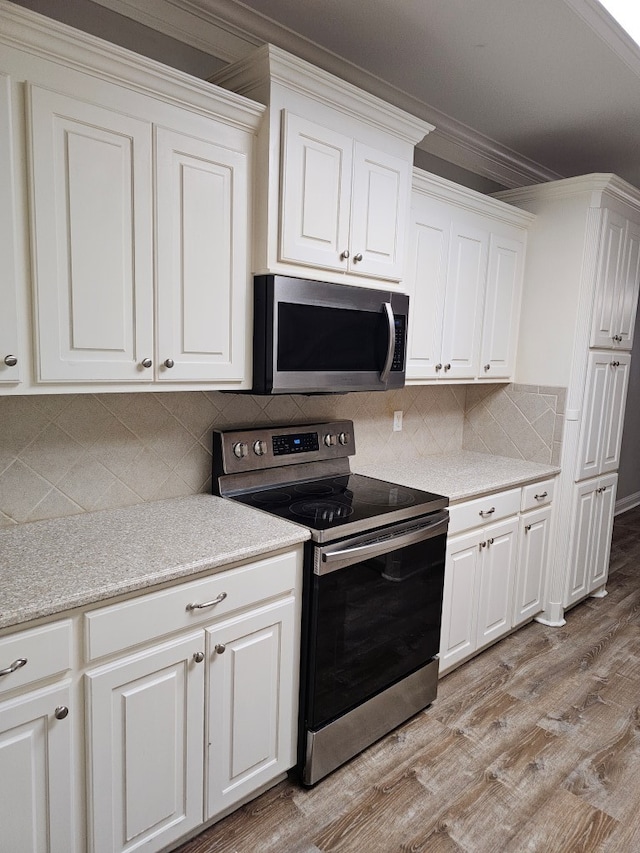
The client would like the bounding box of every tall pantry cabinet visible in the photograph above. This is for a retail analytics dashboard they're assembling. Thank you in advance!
[496,174,640,625]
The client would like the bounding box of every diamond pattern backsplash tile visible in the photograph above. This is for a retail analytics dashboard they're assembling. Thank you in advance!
[0,382,563,527]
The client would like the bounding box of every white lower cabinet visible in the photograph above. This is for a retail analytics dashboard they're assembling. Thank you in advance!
[565,473,617,608]
[84,548,301,853]
[0,682,75,853]
[206,597,296,818]
[86,634,205,853]
[439,480,555,675]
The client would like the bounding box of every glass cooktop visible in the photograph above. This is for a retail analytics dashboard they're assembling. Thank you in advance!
[232,473,448,542]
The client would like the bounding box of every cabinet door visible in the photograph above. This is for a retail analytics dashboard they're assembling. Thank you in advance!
[155,127,249,382]
[439,529,481,674]
[600,353,631,474]
[591,207,626,349]
[589,473,617,592]
[349,142,410,281]
[513,507,550,627]
[440,219,488,379]
[206,596,297,819]
[565,480,598,607]
[28,84,154,382]
[0,73,21,384]
[86,633,205,853]
[476,517,518,648]
[479,233,524,380]
[616,218,640,349]
[576,351,611,481]
[405,199,448,380]
[0,682,74,853]
[279,111,352,273]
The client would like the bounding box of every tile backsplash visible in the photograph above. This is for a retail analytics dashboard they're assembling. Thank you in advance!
[0,383,564,527]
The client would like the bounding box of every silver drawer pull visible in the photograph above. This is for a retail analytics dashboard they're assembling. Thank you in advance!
[186,592,227,611]
[0,657,27,677]
[479,507,495,517]
[534,491,548,500]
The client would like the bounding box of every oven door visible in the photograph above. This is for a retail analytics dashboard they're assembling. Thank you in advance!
[304,510,448,731]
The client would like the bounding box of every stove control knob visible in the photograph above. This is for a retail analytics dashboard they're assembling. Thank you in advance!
[323,433,337,447]
[232,441,248,459]
[253,440,267,456]
[338,432,350,446]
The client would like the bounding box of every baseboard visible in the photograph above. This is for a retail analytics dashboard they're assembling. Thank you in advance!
[615,490,640,516]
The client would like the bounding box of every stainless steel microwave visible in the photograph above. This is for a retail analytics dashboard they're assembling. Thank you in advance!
[251,274,409,394]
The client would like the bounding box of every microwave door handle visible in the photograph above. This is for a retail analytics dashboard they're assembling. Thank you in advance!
[379,302,395,384]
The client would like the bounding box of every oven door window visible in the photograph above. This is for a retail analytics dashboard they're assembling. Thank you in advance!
[306,530,446,730]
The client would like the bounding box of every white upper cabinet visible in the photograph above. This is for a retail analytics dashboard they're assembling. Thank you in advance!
[211,44,432,288]
[29,84,155,383]
[0,73,22,385]
[0,2,263,393]
[405,170,531,383]
[591,208,640,349]
[155,126,250,383]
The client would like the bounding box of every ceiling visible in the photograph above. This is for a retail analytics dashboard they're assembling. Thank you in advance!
[15,0,640,191]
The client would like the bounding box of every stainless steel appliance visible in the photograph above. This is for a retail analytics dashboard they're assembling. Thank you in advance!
[251,275,409,394]
[212,420,448,786]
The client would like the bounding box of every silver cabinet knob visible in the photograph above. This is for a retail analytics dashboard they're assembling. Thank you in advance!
[524,524,532,533]
[164,358,174,369]
[215,643,226,654]
[193,651,205,663]
[54,705,69,720]
[141,358,152,368]
[340,250,350,260]
[3,354,17,367]
[611,360,620,367]
[435,363,442,371]
[353,252,363,263]
[444,363,451,371]
[484,364,491,371]
[613,334,623,342]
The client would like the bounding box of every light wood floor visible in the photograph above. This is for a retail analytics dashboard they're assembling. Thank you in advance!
[175,506,640,853]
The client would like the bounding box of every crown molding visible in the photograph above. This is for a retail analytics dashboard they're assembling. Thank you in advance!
[561,0,640,79]
[90,0,565,188]
[495,173,640,211]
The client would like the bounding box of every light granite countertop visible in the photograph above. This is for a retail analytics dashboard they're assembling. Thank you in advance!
[0,494,309,631]
[354,451,560,503]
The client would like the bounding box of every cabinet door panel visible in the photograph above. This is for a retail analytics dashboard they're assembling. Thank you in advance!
[591,208,625,348]
[600,354,631,474]
[514,508,550,626]
[476,518,518,648]
[0,682,74,853]
[576,352,610,481]
[0,73,21,384]
[349,143,409,281]
[439,530,481,673]
[28,84,153,382]
[441,221,488,379]
[566,481,597,607]
[405,202,448,380]
[86,634,204,853]
[590,474,617,591]
[479,234,524,380]
[155,127,249,382]
[617,219,640,348]
[279,112,351,272]
[206,597,296,818]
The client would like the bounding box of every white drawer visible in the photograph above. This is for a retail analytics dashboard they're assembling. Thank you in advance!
[521,478,555,512]
[0,620,72,697]
[448,489,521,535]
[84,549,299,661]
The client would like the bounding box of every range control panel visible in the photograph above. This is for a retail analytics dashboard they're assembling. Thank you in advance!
[213,420,355,476]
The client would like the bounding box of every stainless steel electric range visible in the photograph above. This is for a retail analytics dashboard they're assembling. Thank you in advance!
[212,420,448,786]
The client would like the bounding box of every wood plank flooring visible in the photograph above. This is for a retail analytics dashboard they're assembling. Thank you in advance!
[174,506,640,853]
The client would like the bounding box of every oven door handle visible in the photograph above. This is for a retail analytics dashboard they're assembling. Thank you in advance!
[379,302,395,384]
[317,513,448,574]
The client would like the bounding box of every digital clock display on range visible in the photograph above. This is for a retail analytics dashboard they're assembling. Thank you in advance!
[272,431,319,456]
